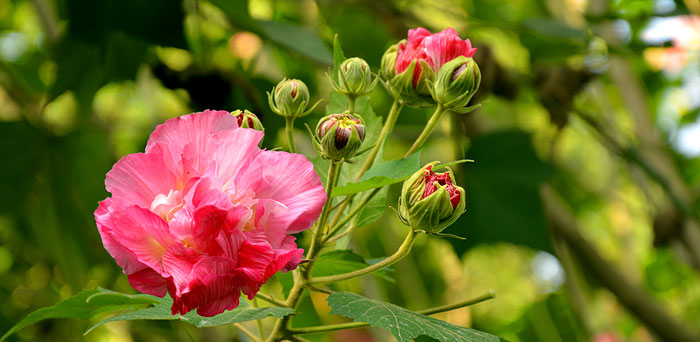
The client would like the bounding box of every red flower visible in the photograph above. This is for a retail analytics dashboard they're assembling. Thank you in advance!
[395,27,477,87]
[422,165,461,209]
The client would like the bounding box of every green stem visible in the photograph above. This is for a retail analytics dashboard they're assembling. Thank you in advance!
[309,229,417,284]
[316,161,341,236]
[324,187,381,242]
[326,100,404,230]
[356,99,403,177]
[254,292,288,307]
[347,96,356,113]
[253,298,266,340]
[286,290,496,335]
[265,161,342,342]
[405,104,445,157]
[285,117,297,153]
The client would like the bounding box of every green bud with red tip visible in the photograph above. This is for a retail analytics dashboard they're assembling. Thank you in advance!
[380,41,435,105]
[313,113,365,161]
[398,162,466,234]
[331,57,378,99]
[231,109,264,131]
[431,56,481,112]
[268,78,320,118]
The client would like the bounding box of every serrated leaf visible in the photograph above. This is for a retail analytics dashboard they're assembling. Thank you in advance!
[332,152,421,197]
[327,292,507,342]
[313,250,393,282]
[1,288,158,341]
[86,295,294,334]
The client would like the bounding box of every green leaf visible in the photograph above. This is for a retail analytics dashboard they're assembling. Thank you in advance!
[332,152,421,197]
[85,295,294,334]
[313,250,393,282]
[451,130,554,254]
[523,18,587,40]
[327,292,508,342]
[1,288,158,341]
[276,272,295,298]
[258,20,333,65]
[332,34,347,77]
[354,187,388,228]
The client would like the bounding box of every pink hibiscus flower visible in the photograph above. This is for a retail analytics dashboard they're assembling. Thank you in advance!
[94,110,326,317]
[395,27,477,87]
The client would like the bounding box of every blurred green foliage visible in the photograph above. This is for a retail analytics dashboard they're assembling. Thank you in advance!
[1,0,700,341]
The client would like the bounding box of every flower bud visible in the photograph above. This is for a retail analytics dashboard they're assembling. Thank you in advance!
[268,78,316,118]
[332,57,376,98]
[380,42,435,105]
[432,56,481,111]
[313,113,365,161]
[398,162,465,234]
[380,43,398,81]
[231,109,264,131]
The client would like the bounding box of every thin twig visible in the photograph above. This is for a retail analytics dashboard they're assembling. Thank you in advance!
[255,292,288,307]
[234,323,261,342]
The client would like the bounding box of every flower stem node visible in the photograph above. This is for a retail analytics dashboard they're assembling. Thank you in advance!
[398,162,466,236]
[268,78,321,118]
[313,113,365,161]
[331,57,378,100]
[431,56,481,113]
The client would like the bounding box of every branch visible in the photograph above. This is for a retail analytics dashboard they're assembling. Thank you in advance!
[309,229,417,284]
[255,292,289,307]
[234,323,261,342]
[540,184,700,342]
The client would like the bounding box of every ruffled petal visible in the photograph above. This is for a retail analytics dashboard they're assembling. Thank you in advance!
[95,199,149,275]
[110,205,176,276]
[169,256,247,316]
[162,243,200,296]
[105,152,177,209]
[423,27,477,71]
[406,27,431,48]
[128,268,168,297]
[238,151,326,234]
[145,110,238,154]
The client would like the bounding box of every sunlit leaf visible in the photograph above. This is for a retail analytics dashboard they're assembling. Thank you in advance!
[313,249,393,282]
[332,152,421,196]
[1,288,158,341]
[327,292,508,342]
[85,295,294,334]
[354,187,388,227]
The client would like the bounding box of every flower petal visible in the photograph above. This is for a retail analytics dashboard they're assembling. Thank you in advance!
[105,152,177,209]
[110,205,176,276]
[95,198,149,275]
[238,151,326,234]
[127,268,168,297]
[423,27,477,71]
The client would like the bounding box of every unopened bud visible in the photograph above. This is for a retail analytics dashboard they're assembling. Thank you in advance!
[268,78,314,117]
[398,162,465,234]
[332,57,376,98]
[313,113,365,161]
[231,109,264,131]
[432,56,480,111]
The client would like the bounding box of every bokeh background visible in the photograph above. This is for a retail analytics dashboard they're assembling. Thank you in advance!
[1,0,700,341]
